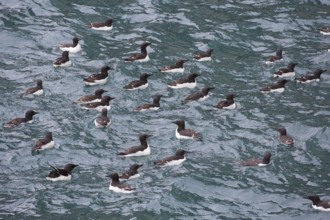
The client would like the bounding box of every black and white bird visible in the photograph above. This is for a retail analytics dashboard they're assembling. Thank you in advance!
[94,108,111,128]
[304,195,330,211]
[46,163,78,181]
[81,96,115,112]
[172,120,201,139]
[73,89,107,104]
[277,127,294,145]
[87,18,113,31]
[160,60,188,73]
[241,152,272,167]
[154,149,189,167]
[83,66,112,86]
[273,62,297,78]
[265,48,283,64]
[117,134,152,157]
[260,79,289,93]
[124,42,151,62]
[214,93,236,109]
[295,69,327,84]
[194,49,213,61]
[53,51,71,67]
[59,37,81,53]
[107,173,136,193]
[4,110,38,128]
[124,73,151,90]
[134,95,162,112]
[183,86,214,103]
[32,132,54,151]
[23,79,43,96]
[168,73,200,89]
[119,164,143,180]
[320,27,330,35]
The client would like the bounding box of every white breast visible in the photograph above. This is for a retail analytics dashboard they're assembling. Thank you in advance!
[53,60,72,68]
[94,119,111,128]
[136,55,149,62]
[196,57,211,62]
[198,94,209,102]
[312,205,330,211]
[109,185,135,194]
[127,83,148,90]
[60,44,82,53]
[84,77,108,86]
[273,72,295,78]
[163,158,186,167]
[320,31,330,35]
[33,89,44,96]
[38,140,55,151]
[257,163,268,167]
[46,174,71,181]
[161,68,184,73]
[223,102,236,110]
[120,173,141,181]
[168,82,196,89]
[95,105,111,112]
[175,129,194,139]
[121,145,151,157]
[92,26,113,31]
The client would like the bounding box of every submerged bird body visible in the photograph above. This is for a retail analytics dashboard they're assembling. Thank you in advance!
[107,173,136,193]
[320,27,330,35]
[304,195,330,211]
[214,93,236,109]
[124,42,151,62]
[81,96,115,112]
[59,37,81,53]
[134,95,162,112]
[183,86,214,103]
[53,51,71,67]
[295,69,327,84]
[260,79,289,93]
[172,120,201,139]
[160,60,188,73]
[119,164,143,180]
[117,134,152,157]
[154,149,188,167]
[24,80,43,96]
[46,163,78,181]
[168,73,200,89]
[94,108,111,127]
[84,66,111,86]
[124,73,151,90]
[73,89,107,104]
[265,48,283,64]
[194,49,213,62]
[32,132,54,151]
[4,110,38,128]
[273,62,297,78]
[241,152,272,166]
[278,127,294,145]
[88,18,113,30]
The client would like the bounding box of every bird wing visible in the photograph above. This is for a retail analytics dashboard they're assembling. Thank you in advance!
[124,80,141,89]
[4,118,25,128]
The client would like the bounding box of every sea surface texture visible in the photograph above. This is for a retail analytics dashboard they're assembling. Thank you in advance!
[0,0,330,219]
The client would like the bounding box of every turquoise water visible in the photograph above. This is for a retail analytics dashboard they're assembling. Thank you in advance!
[1,0,330,219]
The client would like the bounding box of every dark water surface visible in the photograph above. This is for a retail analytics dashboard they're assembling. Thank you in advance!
[0,0,330,219]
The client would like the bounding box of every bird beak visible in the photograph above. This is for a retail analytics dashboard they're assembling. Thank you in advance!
[105,174,111,178]
[146,134,153,138]
[171,121,177,124]
[138,164,143,168]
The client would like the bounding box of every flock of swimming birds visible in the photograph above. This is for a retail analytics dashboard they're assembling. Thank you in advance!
[3,18,330,211]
